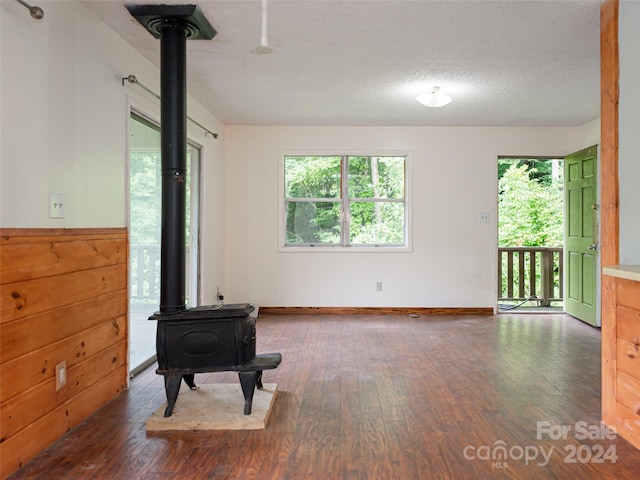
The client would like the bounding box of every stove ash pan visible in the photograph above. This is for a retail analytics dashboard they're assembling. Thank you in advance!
[150,303,281,417]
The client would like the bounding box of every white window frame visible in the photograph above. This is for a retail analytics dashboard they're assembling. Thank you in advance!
[279,151,412,252]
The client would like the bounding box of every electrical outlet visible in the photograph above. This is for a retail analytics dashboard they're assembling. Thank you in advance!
[217,286,224,303]
[55,360,67,390]
[376,281,383,292]
[479,212,490,223]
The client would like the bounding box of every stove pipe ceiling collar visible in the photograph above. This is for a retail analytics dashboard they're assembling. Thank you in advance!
[125,4,216,40]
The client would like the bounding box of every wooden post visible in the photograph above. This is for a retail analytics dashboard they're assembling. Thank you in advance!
[498,249,503,299]
[507,251,514,299]
[529,251,536,301]
[540,249,552,307]
[600,0,619,428]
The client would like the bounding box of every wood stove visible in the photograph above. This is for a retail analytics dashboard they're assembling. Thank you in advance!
[126,4,281,417]
[151,303,281,417]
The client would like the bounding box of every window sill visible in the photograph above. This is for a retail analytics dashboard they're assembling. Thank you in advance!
[279,245,412,253]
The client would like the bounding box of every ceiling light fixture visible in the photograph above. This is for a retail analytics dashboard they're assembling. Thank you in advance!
[416,86,452,108]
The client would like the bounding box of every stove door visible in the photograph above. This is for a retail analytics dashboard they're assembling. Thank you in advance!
[157,319,237,369]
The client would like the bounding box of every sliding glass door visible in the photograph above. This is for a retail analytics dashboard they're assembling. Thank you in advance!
[128,112,201,375]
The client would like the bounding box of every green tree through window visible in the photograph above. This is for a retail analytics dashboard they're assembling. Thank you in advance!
[284,155,407,247]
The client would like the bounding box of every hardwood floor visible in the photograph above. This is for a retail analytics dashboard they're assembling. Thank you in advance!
[8,314,640,479]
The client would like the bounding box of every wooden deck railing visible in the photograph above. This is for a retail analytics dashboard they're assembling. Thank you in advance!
[498,247,563,307]
[130,245,160,304]
[130,244,193,304]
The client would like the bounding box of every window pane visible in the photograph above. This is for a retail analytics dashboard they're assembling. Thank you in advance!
[185,143,200,308]
[286,201,341,244]
[129,116,162,373]
[350,201,405,245]
[348,156,405,199]
[285,156,342,198]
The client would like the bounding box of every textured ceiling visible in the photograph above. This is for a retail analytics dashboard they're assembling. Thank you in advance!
[82,0,601,126]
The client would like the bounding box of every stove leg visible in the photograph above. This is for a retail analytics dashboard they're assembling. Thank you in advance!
[183,374,197,390]
[238,371,259,415]
[163,373,182,417]
[256,371,264,390]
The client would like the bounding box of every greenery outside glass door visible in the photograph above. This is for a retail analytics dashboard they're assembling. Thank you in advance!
[128,112,200,374]
[565,146,598,327]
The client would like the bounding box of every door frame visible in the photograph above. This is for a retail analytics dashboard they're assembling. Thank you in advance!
[493,148,601,324]
[125,94,204,376]
[495,155,566,312]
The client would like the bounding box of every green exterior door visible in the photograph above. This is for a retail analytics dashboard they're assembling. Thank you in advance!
[565,145,598,327]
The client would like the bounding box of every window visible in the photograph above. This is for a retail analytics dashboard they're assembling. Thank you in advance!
[283,154,408,249]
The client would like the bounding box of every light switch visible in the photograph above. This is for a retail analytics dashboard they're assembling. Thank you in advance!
[49,193,65,218]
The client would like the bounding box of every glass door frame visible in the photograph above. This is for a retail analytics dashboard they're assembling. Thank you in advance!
[127,107,202,377]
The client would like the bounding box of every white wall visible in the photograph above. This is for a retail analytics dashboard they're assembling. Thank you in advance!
[0,1,602,309]
[224,125,584,308]
[577,118,601,150]
[618,0,640,265]
[0,1,226,304]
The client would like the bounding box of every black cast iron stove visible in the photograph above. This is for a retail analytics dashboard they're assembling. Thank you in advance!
[126,4,281,418]
[150,303,281,417]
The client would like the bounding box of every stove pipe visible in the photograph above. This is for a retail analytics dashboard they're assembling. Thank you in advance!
[159,24,186,313]
[125,4,216,313]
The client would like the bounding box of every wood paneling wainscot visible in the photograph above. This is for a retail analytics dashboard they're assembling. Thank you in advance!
[0,228,129,479]
[602,271,640,451]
